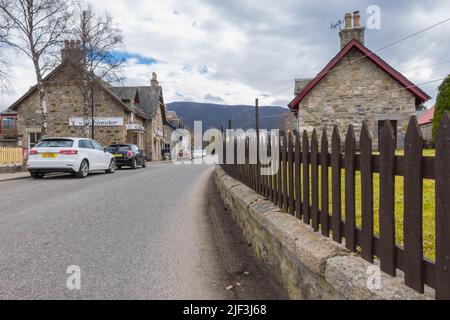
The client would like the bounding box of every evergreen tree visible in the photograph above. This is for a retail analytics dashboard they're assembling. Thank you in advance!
[433,75,450,141]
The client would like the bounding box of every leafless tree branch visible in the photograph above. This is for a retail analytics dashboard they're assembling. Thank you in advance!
[72,4,125,135]
[0,0,73,137]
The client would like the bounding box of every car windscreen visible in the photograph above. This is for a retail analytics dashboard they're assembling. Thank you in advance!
[36,139,74,148]
[106,145,130,152]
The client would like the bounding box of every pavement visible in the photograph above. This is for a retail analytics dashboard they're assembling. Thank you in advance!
[0,162,281,300]
[0,171,30,183]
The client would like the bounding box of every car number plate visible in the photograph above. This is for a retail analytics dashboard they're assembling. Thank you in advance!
[113,154,123,158]
[41,153,58,159]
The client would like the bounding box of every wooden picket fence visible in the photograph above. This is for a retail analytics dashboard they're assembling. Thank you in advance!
[222,112,450,300]
[0,147,24,165]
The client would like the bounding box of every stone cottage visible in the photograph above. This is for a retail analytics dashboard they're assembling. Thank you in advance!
[6,40,166,161]
[288,12,431,148]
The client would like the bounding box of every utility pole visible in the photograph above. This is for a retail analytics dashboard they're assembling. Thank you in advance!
[255,99,260,193]
[91,82,95,140]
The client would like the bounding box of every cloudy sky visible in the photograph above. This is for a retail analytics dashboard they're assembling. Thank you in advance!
[1,0,449,110]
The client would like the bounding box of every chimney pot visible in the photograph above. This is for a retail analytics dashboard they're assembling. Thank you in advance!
[151,72,159,88]
[344,13,352,29]
[353,11,361,27]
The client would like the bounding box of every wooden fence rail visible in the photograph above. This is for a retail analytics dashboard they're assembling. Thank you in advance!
[0,147,23,165]
[222,112,450,300]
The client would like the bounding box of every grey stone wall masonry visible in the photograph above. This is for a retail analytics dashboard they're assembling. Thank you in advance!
[214,166,434,300]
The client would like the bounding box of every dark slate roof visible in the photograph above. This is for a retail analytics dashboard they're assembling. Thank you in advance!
[164,121,177,130]
[137,86,162,116]
[110,86,163,118]
[109,87,138,101]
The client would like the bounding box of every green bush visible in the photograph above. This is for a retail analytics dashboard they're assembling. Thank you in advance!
[433,75,450,141]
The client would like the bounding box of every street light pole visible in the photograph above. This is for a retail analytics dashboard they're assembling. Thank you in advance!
[91,82,95,140]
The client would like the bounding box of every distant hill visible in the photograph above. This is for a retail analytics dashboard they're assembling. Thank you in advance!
[166,102,291,132]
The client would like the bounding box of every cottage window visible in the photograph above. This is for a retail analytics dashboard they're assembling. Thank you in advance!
[2,118,15,129]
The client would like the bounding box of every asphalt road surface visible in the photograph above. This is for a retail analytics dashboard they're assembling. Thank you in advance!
[0,163,281,300]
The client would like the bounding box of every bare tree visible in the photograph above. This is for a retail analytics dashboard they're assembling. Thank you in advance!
[0,16,11,91]
[0,0,72,137]
[73,4,125,137]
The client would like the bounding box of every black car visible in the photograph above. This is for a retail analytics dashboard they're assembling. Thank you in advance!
[106,144,146,170]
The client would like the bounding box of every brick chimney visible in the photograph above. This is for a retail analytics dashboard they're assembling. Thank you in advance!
[61,40,84,65]
[339,11,365,49]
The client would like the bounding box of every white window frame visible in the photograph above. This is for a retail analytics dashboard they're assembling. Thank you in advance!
[27,132,42,150]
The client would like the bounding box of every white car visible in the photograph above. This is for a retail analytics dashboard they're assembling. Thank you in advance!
[27,138,116,179]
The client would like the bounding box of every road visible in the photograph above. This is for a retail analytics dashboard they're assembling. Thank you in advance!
[0,163,281,300]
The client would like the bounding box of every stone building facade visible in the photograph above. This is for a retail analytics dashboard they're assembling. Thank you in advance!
[288,12,431,148]
[6,41,166,161]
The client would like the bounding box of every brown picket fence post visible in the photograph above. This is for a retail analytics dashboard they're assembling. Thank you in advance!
[295,132,302,219]
[277,134,283,209]
[345,125,357,252]
[288,133,295,216]
[321,129,329,237]
[360,122,374,263]
[331,126,342,243]
[311,130,319,231]
[302,130,310,225]
[379,120,396,277]
[435,111,450,300]
[404,116,424,293]
[282,134,288,211]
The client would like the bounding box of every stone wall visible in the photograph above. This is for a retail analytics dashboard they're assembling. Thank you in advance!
[214,166,434,300]
[297,47,417,149]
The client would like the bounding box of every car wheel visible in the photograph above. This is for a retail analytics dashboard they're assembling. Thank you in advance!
[106,159,116,174]
[76,160,89,179]
[131,158,137,170]
[117,166,122,170]
[30,172,45,179]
